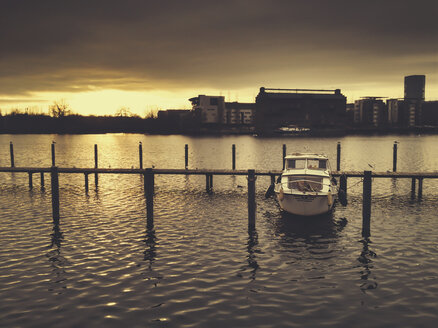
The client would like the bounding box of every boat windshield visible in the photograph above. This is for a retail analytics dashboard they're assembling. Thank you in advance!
[286,159,306,169]
[286,158,327,170]
[288,176,323,192]
[307,159,327,170]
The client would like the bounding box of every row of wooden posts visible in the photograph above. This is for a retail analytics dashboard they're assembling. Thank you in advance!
[3,140,432,238]
[26,166,257,232]
[9,140,401,173]
[9,164,428,238]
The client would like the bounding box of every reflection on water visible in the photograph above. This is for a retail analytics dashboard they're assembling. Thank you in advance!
[143,228,157,266]
[274,212,347,243]
[47,221,67,293]
[357,238,378,293]
[245,230,259,281]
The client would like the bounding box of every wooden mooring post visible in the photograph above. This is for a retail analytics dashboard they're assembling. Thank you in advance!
[393,141,398,172]
[418,178,423,199]
[51,166,60,223]
[282,144,286,170]
[232,144,236,170]
[340,174,347,196]
[206,174,213,193]
[337,142,341,171]
[10,142,14,167]
[339,173,348,205]
[145,168,154,229]
[362,170,372,237]
[248,169,256,230]
[40,172,45,189]
[185,144,189,169]
[28,172,33,190]
[84,173,89,193]
[411,178,416,197]
[51,142,56,166]
[270,174,275,186]
[139,142,143,169]
[94,144,99,188]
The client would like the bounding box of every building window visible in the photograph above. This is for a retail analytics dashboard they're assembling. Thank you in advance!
[210,98,218,106]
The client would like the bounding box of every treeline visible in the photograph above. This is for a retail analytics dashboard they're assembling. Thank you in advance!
[0,112,192,134]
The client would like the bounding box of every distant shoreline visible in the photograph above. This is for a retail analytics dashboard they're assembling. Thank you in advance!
[1,114,437,136]
[1,127,438,137]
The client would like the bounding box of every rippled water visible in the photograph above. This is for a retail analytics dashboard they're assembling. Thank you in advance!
[1,134,437,327]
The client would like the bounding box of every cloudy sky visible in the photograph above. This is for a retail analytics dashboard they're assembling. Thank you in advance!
[1,0,437,115]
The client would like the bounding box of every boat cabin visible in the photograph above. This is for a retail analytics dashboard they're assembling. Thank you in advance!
[282,154,331,192]
[285,153,329,171]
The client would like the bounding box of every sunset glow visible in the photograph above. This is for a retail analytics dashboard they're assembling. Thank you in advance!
[0,1,436,116]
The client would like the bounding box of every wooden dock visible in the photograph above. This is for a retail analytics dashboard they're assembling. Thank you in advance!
[2,140,437,237]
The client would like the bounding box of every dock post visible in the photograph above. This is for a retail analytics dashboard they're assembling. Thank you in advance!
[51,142,55,166]
[339,173,348,205]
[418,178,423,199]
[10,142,14,167]
[206,174,213,193]
[336,142,341,171]
[185,144,189,169]
[340,174,347,195]
[40,172,45,189]
[94,144,98,188]
[248,169,257,230]
[232,144,236,170]
[84,173,89,193]
[362,170,372,238]
[393,142,398,172]
[282,144,286,170]
[139,142,143,169]
[145,168,154,229]
[411,178,416,197]
[28,172,33,190]
[51,166,60,223]
[206,175,209,192]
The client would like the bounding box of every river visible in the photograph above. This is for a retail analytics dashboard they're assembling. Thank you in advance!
[0,134,437,327]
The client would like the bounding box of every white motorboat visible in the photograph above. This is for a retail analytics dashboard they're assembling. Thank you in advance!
[274,153,337,216]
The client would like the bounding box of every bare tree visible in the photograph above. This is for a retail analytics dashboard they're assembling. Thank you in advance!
[115,107,133,117]
[144,108,159,119]
[49,99,72,118]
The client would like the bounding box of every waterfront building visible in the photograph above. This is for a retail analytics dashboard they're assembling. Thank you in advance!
[224,102,255,125]
[403,75,425,126]
[404,75,425,101]
[189,95,226,125]
[255,87,346,133]
[189,95,256,126]
[353,97,386,127]
[387,99,403,126]
[422,101,438,126]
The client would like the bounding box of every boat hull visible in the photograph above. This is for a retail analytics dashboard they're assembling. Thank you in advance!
[276,192,334,216]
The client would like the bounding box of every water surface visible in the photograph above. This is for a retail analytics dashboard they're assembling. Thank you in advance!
[1,134,437,327]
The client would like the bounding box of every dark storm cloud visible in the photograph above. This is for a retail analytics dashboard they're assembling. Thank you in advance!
[1,0,437,96]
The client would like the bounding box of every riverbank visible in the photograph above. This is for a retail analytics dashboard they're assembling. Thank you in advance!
[1,113,438,136]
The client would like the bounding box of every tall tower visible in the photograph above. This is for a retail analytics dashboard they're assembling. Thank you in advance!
[404,75,425,126]
[404,75,425,101]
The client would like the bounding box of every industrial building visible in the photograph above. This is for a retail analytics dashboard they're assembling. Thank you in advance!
[255,87,347,133]
[188,95,255,126]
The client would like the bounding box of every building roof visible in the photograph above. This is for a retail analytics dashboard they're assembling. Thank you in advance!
[257,87,345,100]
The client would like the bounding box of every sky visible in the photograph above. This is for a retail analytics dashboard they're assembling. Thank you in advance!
[0,0,437,116]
